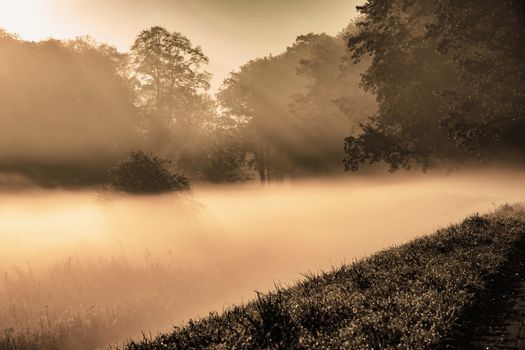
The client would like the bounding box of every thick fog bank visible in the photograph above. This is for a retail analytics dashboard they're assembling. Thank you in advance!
[1,171,524,347]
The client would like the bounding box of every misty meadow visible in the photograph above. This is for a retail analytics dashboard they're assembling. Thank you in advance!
[1,0,525,349]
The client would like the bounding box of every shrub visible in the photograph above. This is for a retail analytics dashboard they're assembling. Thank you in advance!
[109,151,190,194]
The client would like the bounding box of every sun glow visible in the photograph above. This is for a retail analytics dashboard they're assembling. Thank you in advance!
[0,0,362,92]
[0,1,55,41]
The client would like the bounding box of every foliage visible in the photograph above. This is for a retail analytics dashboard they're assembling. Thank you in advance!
[344,0,525,172]
[429,0,525,157]
[130,26,210,120]
[128,26,220,179]
[123,206,525,349]
[217,51,307,183]
[130,26,211,146]
[0,32,140,186]
[218,29,376,182]
[109,151,190,194]
[289,31,376,173]
[201,132,251,183]
[344,117,431,172]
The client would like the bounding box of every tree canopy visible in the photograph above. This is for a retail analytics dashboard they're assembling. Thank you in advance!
[218,29,376,182]
[0,31,140,185]
[344,0,525,172]
[130,26,211,131]
[129,26,216,176]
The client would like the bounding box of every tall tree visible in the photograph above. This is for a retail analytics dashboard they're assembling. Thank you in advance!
[217,53,308,183]
[343,0,525,172]
[218,30,376,182]
[429,0,525,158]
[130,26,211,152]
[290,30,376,173]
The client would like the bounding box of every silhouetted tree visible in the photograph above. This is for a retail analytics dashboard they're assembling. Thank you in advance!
[109,151,190,194]
[130,26,211,147]
[429,0,525,158]
[343,0,525,172]
[129,26,219,180]
[202,131,250,183]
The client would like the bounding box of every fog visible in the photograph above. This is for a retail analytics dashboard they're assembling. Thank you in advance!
[0,33,139,164]
[1,171,524,348]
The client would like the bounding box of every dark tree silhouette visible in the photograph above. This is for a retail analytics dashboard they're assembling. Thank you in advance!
[129,26,217,177]
[130,27,211,140]
[109,151,190,194]
[344,0,525,172]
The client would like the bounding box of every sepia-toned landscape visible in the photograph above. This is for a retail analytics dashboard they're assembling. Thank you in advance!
[1,1,525,349]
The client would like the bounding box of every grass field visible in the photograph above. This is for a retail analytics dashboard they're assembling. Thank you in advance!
[0,248,291,350]
[0,254,227,350]
[124,204,525,349]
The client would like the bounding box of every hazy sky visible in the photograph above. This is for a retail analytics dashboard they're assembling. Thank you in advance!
[0,0,362,91]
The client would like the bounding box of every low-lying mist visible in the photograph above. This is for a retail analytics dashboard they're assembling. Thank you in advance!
[1,170,525,349]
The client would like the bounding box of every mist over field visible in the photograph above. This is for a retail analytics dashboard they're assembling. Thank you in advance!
[1,171,524,348]
[1,0,524,348]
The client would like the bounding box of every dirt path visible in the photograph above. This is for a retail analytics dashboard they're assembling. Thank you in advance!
[441,238,525,349]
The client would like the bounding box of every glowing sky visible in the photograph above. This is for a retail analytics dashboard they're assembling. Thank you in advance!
[0,0,362,91]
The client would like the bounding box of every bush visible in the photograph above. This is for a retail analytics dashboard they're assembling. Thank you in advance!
[203,143,250,183]
[109,151,190,194]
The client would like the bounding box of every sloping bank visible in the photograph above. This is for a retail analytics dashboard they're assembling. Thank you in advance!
[125,205,525,349]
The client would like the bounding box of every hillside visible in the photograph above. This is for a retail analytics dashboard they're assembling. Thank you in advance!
[124,204,525,349]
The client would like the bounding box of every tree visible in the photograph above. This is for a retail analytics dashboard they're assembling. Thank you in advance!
[217,54,308,183]
[343,0,525,172]
[130,26,210,141]
[129,26,219,181]
[428,0,525,159]
[109,151,190,194]
[0,32,140,186]
[202,128,251,183]
[217,31,374,182]
[289,30,376,173]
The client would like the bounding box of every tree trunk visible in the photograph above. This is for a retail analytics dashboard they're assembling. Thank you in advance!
[259,165,266,184]
[266,151,271,183]
[257,150,267,185]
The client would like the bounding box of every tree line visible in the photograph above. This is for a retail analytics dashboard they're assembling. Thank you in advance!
[1,0,523,188]
[0,25,374,187]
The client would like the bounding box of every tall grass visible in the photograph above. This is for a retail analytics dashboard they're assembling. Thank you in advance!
[0,254,226,350]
